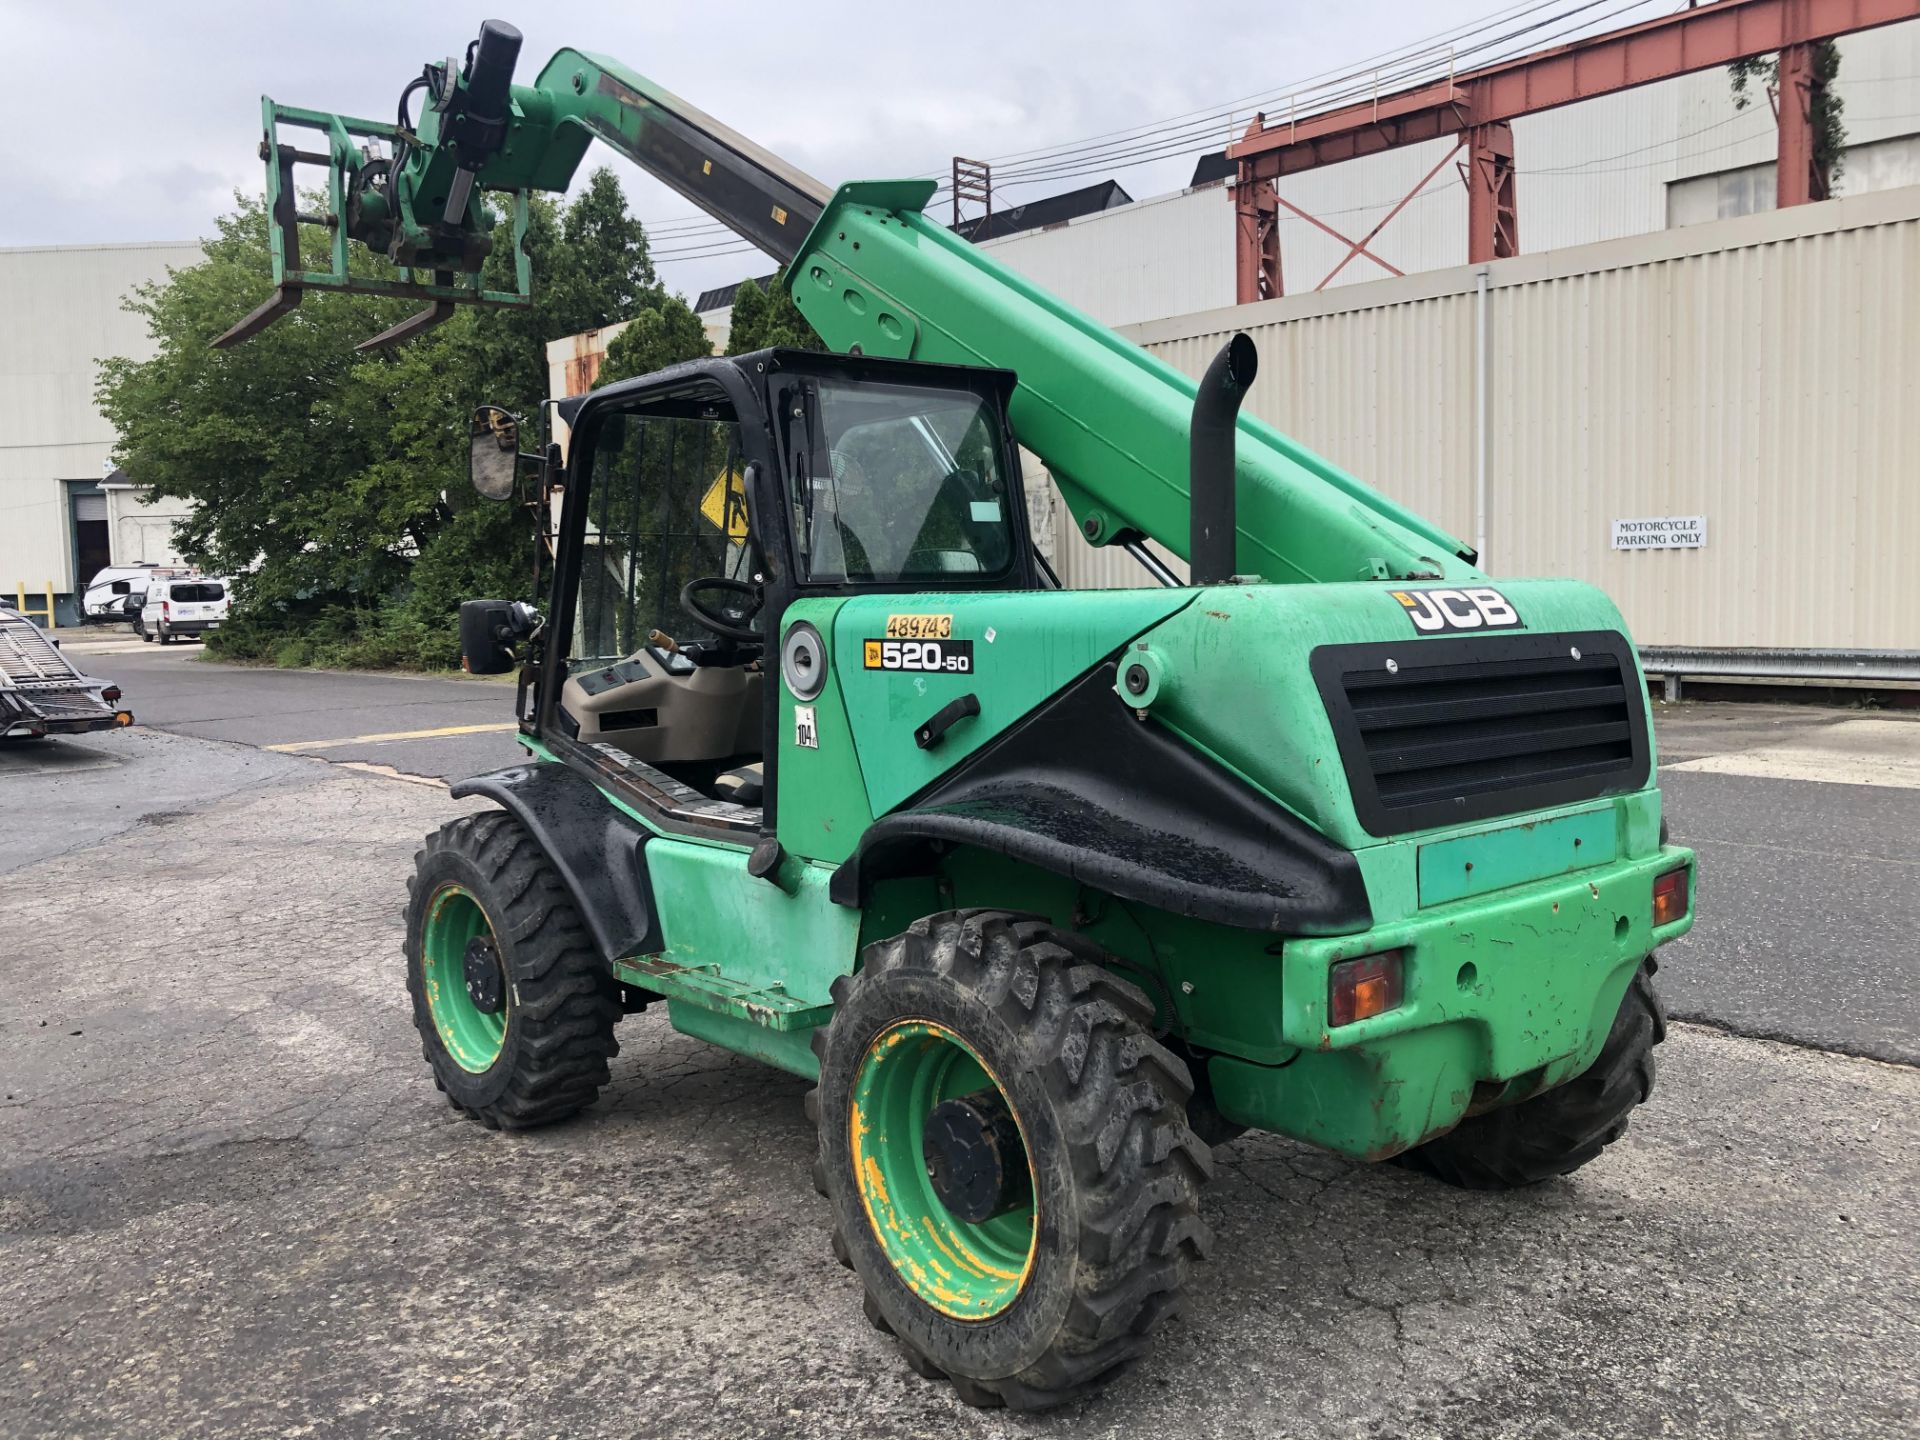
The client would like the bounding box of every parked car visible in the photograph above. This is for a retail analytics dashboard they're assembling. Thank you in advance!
[0,607,133,740]
[139,577,229,644]
[80,563,189,624]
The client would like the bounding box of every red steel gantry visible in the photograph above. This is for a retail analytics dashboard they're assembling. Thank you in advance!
[1227,0,1920,301]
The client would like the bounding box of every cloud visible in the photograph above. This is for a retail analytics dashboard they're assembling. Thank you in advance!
[0,0,1510,298]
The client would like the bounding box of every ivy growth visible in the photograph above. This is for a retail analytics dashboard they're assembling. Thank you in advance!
[1729,41,1847,197]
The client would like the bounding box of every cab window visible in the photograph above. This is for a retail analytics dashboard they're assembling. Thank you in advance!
[791,380,1014,584]
[569,411,753,672]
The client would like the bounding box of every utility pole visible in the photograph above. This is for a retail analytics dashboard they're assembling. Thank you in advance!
[951,156,992,235]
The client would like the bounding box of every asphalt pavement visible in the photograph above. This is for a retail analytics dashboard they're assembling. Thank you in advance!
[48,633,1920,1062]
[59,632,525,781]
[2,640,1916,1438]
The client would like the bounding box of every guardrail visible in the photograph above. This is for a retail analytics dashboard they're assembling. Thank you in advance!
[1640,647,1920,700]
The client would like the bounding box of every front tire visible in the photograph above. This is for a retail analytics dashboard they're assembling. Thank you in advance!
[1393,962,1666,1190]
[403,810,621,1129]
[811,910,1211,1411]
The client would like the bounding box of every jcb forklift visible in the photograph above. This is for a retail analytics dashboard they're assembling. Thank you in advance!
[221,21,1695,1409]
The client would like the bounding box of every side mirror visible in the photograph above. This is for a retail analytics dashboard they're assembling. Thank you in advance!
[459,598,538,675]
[469,405,527,501]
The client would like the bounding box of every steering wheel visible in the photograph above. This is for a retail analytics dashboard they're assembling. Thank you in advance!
[679,576,764,643]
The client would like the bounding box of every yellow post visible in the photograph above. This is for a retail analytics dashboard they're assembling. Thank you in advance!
[14,582,57,628]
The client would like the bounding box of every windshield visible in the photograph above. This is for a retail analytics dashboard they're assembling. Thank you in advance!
[792,380,1014,584]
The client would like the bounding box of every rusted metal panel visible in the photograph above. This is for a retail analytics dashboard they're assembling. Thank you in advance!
[542,320,632,400]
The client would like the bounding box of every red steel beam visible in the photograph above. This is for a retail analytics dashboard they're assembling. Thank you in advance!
[1313,139,1464,289]
[1776,41,1827,204]
[1229,0,1919,181]
[1272,192,1405,283]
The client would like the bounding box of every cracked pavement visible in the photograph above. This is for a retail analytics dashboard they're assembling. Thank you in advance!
[2,720,1917,1439]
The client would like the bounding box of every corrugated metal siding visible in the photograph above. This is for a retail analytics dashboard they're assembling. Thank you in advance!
[0,242,203,591]
[1491,197,1920,649]
[1049,186,1919,652]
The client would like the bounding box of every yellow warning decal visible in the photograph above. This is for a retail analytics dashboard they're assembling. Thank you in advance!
[884,613,953,639]
[699,468,750,540]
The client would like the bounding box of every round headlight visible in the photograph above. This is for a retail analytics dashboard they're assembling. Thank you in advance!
[781,621,828,701]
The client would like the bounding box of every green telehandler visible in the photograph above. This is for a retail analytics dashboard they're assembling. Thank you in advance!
[220,21,1696,1409]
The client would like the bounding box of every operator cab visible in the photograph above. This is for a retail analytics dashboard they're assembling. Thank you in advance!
[527,348,1036,835]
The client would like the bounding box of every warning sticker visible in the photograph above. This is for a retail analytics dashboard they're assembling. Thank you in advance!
[699,468,750,540]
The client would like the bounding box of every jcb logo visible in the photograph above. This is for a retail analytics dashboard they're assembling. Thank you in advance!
[1390,587,1524,634]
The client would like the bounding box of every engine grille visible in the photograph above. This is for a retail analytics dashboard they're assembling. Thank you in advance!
[1312,631,1650,837]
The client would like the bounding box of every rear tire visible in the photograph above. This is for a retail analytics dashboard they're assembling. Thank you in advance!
[811,910,1211,1411]
[1392,962,1665,1190]
[403,810,621,1129]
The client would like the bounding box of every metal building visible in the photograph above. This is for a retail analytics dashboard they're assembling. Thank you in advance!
[0,241,202,624]
[975,18,1920,327]
[1042,184,1919,674]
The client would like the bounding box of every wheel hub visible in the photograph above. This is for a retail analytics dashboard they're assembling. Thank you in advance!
[923,1086,1031,1224]
[463,935,505,1014]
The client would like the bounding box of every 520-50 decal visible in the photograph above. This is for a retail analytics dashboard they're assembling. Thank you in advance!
[863,638,974,674]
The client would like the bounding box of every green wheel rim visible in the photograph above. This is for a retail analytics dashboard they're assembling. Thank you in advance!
[422,884,507,1073]
[851,1020,1038,1320]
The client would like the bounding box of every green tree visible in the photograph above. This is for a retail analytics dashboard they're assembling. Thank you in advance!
[1729,42,1847,196]
[98,170,703,669]
[725,267,824,353]
[594,296,712,388]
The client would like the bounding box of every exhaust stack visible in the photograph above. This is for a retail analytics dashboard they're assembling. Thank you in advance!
[1189,333,1258,586]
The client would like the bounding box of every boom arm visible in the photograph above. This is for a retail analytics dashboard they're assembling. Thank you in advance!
[219,20,1479,583]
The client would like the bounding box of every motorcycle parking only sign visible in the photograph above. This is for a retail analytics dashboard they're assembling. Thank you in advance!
[1612,515,1706,550]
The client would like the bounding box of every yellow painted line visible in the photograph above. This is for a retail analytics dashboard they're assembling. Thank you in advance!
[265,721,518,753]
[335,762,448,789]
[1661,719,1920,791]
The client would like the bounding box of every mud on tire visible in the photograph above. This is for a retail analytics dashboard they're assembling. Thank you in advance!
[810,909,1213,1411]
[403,810,621,1129]
[1393,961,1666,1190]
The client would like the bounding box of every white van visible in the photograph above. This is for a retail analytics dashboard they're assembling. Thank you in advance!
[81,563,188,624]
[139,577,230,644]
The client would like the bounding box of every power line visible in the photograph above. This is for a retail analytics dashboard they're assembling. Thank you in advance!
[637,0,1653,242]
[982,0,1672,191]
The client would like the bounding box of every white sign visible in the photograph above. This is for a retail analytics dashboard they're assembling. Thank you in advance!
[793,704,818,750]
[1612,516,1706,551]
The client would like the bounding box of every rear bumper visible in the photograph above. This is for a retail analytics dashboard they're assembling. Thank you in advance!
[1,687,133,738]
[1209,845,1696,1159]
[161,620,219,635]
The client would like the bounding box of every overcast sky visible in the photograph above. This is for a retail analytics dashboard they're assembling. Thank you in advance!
[0,0,1669,301]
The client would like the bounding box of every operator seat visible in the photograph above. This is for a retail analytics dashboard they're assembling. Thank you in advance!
[559,646,762,764]
[713,762,763,806]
